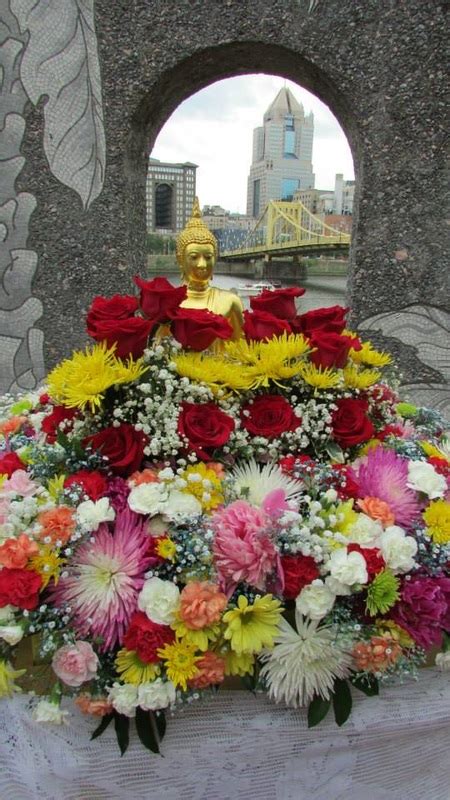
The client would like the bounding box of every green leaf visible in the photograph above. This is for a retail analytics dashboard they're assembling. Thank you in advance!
[332,679,352,726]
[135,707,165,754]
[114,713,130,756]
[56,430,70,450]
[307,695,331,728]
[325,440,345,464]
[241,672,257,693]
[91,712,114,740]
[350,673,379,696]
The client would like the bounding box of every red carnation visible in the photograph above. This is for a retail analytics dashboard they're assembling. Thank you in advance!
[178,401,234,460]
[348,544,385,578]
[64,470,108,500]
[250,287,305,320]
[331,397,375,448]
[330,464,360,500]
[280,555,320,600]
[84,423,148,477]
[41,405,77,444]
[427,457,450,478]
[86,294,139,335]
[88,316,155,359]
[291,305,348,337]
[241,395,300,439]
[279,453,315,477]
[0,568,42,610]
[134,276,187,322]
[0,451,26,477]
[123,611,174,663]
[243,310,291,342]
[309,331,353,369]
[170,307,232,351]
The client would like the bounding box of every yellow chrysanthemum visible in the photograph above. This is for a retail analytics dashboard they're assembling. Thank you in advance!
[155,537,177,561]
[171,618,221,651]
[423,499,450,545]
[222,646,255,676]
[0,660,25,697]
[223,594,282,655]
[349,342,392,367]
[419,441,450,465]
[115,649,160,685]
[343,364,381,389]
[47,342,148,412]
[173,352,253,392]
[298,363,341,390]
[181,463,224,512]
[227,333,311,389]
[357,438,382,456]
[332,500,358,535]
[29,546,64,588]
[157,639,202,690]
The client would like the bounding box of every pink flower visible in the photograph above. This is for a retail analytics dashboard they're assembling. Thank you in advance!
[212,500,279,593]
[1,470,38,497]
[391,576,450,650]
[350,446,420,528]
[52,641,99,687]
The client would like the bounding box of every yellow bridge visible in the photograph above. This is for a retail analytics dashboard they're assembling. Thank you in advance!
[220,200,351,261]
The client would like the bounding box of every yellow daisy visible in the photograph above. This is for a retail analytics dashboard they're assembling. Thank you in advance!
[181,463,224,513]
[115,649,160,685]
[155,537,177,561]
[157,639,201,690]
[223,594,282,655]
[222,646,255,677]
[0,660,25,697]
[171,617,221,652]
[29,546,65,588]
[419,441,450,465]
[423,499,450,545]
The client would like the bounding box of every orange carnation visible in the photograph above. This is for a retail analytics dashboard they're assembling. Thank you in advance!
[75,694,113,717]
[129,468,160,486]
[179,581,227,630]
[37,506,76,545]
[0,533,38,569]
[188,651,226,689]
[0,416,26,437]
[352,634,402,672]
[357,496,395,527]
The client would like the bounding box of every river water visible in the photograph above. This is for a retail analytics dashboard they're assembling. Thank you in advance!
[213,274,347,312]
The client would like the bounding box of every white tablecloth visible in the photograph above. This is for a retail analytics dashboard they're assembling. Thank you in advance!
[1,670,449,800]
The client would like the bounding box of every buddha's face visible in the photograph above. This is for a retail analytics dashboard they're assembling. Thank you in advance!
[182,242,215,285]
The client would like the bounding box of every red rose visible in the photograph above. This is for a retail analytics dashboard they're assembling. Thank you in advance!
[243,310,291,342]
[0,451,25,477]
[331,397,375,448]
[250,287,305,320]
[241,395,300,439]
[170,308,232,351]
[280,555,319,600]
[0,568,42,610]
[41,405,77,444]
[88,316,154,359]
[279,453,315,476]
[64,470,108,500]
[86,294,139,335]
[291,305,348,337]
[178,402,235,460]
[309,331,353,369]
[134,276,187,322]
[348,544,385,578]
[123,611,174,663]
[84,423,148,476]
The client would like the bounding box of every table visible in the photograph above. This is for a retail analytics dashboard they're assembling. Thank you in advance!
[1,669,449,800]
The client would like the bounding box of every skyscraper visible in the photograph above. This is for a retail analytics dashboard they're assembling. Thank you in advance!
[246,88,315,218]
[146,158,197,234]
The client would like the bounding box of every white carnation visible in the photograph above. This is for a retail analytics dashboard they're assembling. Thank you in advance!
[295,580,336,620]
[379,525,417,573]
[128,483,168,516]
[162,490,202,521]
[0,624,24,645]
[107,683,138,717]
[407,461,446,499]
[32,699,69,725]
[328,548,368,586]
[138,678,177,711]
[435,652,450,671]
[0,605,16,623]
[346,514,382,547]
[76,497,115,532]
[138,577,180,625]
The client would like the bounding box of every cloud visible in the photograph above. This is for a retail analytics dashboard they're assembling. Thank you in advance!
[152,75,354,213]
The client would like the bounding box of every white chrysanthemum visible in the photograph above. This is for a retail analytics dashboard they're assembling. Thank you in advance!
[231,459,301,507]
[260,613,352,708]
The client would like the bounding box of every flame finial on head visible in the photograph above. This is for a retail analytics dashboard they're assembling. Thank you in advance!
[176,197,218,266]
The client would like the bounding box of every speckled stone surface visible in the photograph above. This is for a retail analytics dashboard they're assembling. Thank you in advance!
[14,0,449,406]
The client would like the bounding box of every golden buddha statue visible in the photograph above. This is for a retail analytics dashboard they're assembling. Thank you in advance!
[176,198,243,340]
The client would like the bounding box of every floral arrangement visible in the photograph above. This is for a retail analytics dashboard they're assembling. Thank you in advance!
[0,276,449,754]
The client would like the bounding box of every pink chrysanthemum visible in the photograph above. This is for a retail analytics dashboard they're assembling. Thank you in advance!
[51,509,150,650]
[212,500,279,594]
[351,447,420,528]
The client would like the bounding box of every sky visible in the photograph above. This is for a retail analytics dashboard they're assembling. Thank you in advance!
[151,75,354,214]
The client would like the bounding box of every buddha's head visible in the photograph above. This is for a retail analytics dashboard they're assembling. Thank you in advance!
[176,198,218,287]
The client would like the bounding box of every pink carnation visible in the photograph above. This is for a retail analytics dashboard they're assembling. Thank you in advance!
[1,470,38,497]
[52,641,99,687]
[212,500,279,593]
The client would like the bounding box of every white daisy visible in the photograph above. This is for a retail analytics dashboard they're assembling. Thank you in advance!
[260,612,352,708]
[231,459,301,507]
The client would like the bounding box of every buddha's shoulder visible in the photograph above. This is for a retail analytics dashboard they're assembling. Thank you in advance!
[209,285,243,311]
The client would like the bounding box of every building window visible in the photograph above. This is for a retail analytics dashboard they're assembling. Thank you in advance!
[155,183,173,228]
[281,178,299,201]
[253,179,260,218]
